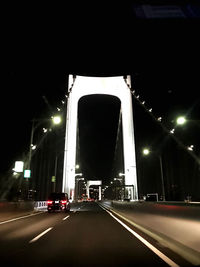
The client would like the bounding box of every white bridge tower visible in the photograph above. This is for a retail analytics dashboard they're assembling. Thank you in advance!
[62,75,138,201]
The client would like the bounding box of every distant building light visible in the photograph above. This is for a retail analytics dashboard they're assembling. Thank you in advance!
[157,117,162,122]
[187,145,194,151]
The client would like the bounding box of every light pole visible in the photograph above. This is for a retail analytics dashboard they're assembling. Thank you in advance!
[158,154,165,201]
[28,116,62,169]
[53,150,64,192]
[27,119,36,171]
[142,148,166,201]
[26,119,37,200]
[28,116,62,197]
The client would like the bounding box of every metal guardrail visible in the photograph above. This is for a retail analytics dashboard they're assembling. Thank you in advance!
[34,201,47,210]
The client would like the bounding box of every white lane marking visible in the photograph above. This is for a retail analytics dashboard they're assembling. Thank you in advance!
[63,215,70,221]
[101,206,179,267]
[0,212,44,225]
[29,227,53,243]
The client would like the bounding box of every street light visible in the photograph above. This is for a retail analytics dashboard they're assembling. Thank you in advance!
[143,148,150,156]
[176,116,186,125]
[27,116,63,198]
[31,144,37,150]
[52,115,61,125]
[143,147,165,201]
[28,116,62,169]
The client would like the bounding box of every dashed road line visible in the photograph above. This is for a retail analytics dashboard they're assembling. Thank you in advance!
[63,215,70,221]
[29,227,53,243]
[0,212,44,225]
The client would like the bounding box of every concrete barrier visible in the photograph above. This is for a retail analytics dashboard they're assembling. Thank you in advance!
[102,200,200,220]
[0,201,35,213]
[100,200,200,265]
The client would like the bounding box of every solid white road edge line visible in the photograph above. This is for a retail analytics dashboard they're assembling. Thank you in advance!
[0,212,44,225]
[63,215,70,220]
[29,227,53,243]
[100,205,179,267]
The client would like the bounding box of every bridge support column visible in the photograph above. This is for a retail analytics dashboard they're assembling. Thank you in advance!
[62,75,138,201]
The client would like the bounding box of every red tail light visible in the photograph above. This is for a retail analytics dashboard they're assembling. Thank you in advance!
[61,200,67,204]
[47,200,53,205]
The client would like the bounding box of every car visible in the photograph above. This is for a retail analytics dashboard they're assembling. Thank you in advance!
[87,198,95,202]
[47,192,70,213]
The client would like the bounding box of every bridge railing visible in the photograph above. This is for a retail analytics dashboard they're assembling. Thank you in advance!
[34,201,47,211]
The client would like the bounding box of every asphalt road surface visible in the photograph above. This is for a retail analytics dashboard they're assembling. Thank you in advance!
[0,202,191,266]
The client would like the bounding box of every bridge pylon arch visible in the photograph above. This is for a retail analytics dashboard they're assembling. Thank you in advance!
[62,75,138,201]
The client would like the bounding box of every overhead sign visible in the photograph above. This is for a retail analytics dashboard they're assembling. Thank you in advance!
[14,161,24,173]
[24,169,31,178]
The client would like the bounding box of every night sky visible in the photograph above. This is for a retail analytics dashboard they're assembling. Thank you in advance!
[1,3,200,199]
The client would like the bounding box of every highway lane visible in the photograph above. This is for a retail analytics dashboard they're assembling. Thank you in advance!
[0,202,190,267]
[102,201,200,258]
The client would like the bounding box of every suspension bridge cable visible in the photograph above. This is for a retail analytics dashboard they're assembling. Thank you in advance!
[125,81,200,166]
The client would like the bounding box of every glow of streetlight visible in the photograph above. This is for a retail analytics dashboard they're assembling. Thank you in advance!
[52,116,61,125]
[143,148,150,155]
[176,116,186,125]
[187,145,194,151]
[31,145,37,150]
